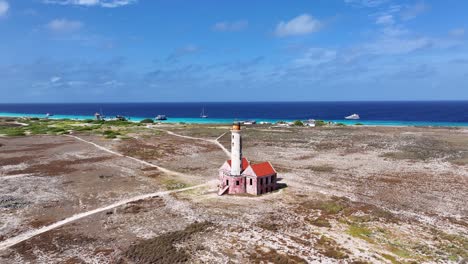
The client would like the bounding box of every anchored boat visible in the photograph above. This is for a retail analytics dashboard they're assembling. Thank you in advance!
[155,115,167,120]
[345,114,360,120]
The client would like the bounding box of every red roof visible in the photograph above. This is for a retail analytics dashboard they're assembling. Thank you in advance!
[227,157,249,171]
[250,162,276,177]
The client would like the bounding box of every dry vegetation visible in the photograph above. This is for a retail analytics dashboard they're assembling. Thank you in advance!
[0,118,467,263]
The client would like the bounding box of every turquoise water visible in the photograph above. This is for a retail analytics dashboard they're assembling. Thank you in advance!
[1,112,468,127]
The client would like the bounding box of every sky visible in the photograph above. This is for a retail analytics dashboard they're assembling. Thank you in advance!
[0,0,467,102]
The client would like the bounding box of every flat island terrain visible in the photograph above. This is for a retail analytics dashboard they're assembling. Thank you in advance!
[0,117,467,263]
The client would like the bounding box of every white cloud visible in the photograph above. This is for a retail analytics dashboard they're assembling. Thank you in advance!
[364,36,431,55]
[42,0,137,8]
[47,19,83,32]
[449,28,465,37]
[212,20,248,32]
[275,14,322,37]
[376,14,394,25]
[50,76,62,83]
[344,0,389,8]
[0,0,9,17]
[294,48,337,66]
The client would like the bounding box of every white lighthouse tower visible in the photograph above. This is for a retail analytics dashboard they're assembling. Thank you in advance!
[230,122,242,176]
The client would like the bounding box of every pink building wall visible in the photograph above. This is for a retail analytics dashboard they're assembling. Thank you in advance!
[218,162,277,196]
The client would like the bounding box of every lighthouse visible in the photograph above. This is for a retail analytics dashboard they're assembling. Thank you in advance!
[218,122,277,196]
[230,122,242,176]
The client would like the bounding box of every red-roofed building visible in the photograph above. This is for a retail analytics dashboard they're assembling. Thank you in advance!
[218,123,277,196]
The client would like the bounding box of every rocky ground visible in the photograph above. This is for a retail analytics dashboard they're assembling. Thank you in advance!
[0,118,467,263]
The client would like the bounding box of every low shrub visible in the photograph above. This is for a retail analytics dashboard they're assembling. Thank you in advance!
[315,120,326,127]
[140,118,154,124]
[293,120,304,126]
[103,130,121,139]
[125,222,212,264]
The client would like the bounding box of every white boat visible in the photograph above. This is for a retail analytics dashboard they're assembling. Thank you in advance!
[200,108,208,118]
[345,114,360,120]
[242,120,256,125]
[46,113,53,117]
[155,115,167,120]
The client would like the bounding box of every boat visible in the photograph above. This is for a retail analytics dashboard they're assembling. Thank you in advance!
[243,120,256,125]
[200,108,208,118]
[46,113,53,117]
[345,114,360,120]
[155,115,167,120]
[115,115,127,121]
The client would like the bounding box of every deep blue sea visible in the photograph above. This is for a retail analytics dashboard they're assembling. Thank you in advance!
[0,101,467,126]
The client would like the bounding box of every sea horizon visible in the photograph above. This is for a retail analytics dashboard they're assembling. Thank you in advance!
[1,101,467,127]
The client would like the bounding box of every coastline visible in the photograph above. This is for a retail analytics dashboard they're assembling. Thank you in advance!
[1,112,468,127]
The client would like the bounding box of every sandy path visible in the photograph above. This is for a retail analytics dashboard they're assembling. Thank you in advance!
[0,133,219,251]
[0,174,35,180]
[162,130,231,157]
[0,182,214,251]
[67,135,185,177]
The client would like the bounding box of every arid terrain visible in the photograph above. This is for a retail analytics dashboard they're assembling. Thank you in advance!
[0,118,467,263]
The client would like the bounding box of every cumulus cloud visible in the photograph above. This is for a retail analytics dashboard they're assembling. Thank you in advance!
[275,14,322,37]
[0,0,9,17]
[42,0,137,8]
[47,19,83,32]
[212,20,248,32]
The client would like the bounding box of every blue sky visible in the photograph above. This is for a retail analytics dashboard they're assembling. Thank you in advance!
[0,0,467,102]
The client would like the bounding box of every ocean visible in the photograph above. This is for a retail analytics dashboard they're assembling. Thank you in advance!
[0,101,467,127]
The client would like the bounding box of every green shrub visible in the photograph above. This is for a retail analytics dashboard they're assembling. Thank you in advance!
[355,123,363,126]
[315,120,326,127]
[140,118,154,124]
[0,127,26,136]
[125,222,212,264]
[103,130,121,139]
[293,120,304,126]
[103,120,133,126]
[336,123,346,126]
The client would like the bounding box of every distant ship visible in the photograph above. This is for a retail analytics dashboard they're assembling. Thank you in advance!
[155,115,167,120]
[200,108,208,118]
[345,114,360,120]
[46,113,53,117]
[115,115,127,121]
[242,120,256,125]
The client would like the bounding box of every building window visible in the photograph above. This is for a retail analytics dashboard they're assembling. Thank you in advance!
[250,179,252,185]
[266,177,269,184]
[236,180,239,186]
[226,180,229,186]
[260,178,263,185]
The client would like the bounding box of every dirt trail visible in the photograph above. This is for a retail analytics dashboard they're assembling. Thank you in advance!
[67,135,185,177]
[162,130,230,157]
[0,133,220,251]
[0,182,213,251]
[0,174,35,180]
